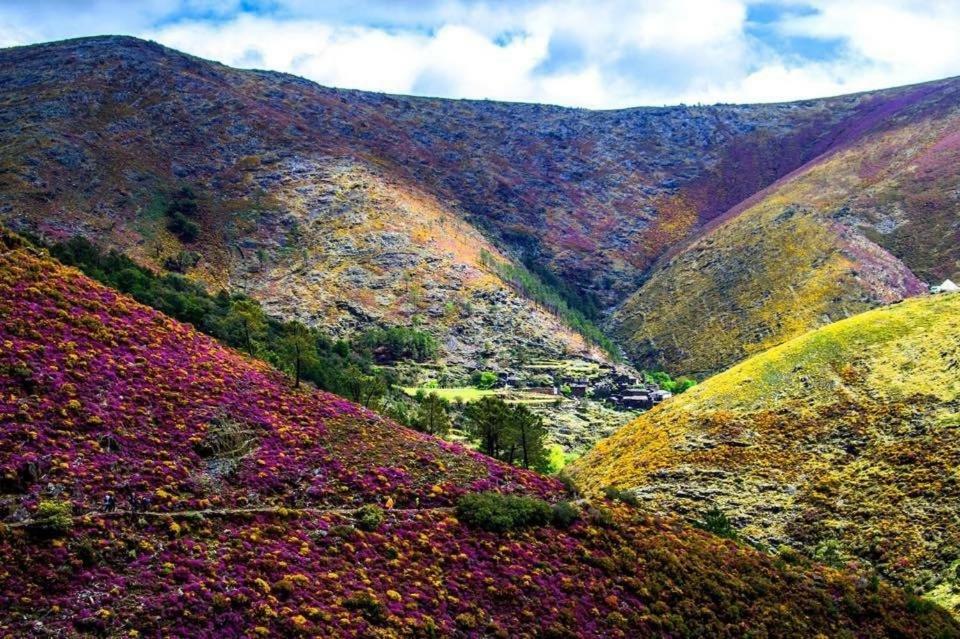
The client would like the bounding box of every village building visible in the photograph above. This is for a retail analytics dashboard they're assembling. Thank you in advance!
[619,392,653,410]
[569,382,589,398]
[650,389,673,403]
[932,279,960,294]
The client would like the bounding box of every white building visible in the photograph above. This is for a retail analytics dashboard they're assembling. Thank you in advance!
[931,279,960,294]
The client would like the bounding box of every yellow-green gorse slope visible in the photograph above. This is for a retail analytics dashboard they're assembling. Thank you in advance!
[573,293,960,614]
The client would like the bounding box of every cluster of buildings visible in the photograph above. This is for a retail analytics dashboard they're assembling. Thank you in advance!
[498,367,672,411]
[588,371,673,410]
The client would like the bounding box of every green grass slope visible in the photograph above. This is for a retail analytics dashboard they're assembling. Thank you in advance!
[576,292,960,614]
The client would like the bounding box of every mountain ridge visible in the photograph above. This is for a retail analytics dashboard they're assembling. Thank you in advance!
[3,34,960,375]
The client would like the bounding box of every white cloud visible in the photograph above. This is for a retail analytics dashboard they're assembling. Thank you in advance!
[4,1,960,107]
[778,0,960,86]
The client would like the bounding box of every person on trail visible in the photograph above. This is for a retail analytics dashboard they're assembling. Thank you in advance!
[103,493,116,512]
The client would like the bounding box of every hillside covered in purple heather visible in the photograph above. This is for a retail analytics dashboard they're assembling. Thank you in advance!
[2,230,958,637]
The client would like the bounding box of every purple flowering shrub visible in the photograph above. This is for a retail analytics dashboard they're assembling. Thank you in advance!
[0,234,957,638]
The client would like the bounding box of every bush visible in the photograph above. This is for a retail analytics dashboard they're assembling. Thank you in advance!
[471,370,498,390]
[31,499,73,535]
[165,185,201,242]
[905,594,936,615]
[167,213,200,242]
[163,250,201,273]
[602,486,639,507]
[354,504,385,532]
[551,501,580,528]
[554,471,580,498]
[813,539,846,568]
[695,506,737,539]
[343,592,385,623]
[587,505,615,528]
[455,492,552,532]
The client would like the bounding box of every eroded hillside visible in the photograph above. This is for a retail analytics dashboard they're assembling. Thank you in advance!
[574,292,960,615]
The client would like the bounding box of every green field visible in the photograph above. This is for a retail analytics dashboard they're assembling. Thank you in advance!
[401,387,498,402]
[402,386,562,405]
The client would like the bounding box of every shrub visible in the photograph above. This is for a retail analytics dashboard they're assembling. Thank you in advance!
[455,492,552,532]
[165,185,201,242]
[587,506,615,528]
[355,504,385,532]
[163,250,201,273]
[7,361,36,393]
[328,524,355,539]
[343,592,385,623]
[602,486,639,507]
[554,471,580,498]
[194,416,259,459]
[167,214,200,242]
[695,506,737,539]
[905,594,936,615]
[551,501,580,528]
[31,499,73,535]
[814,539,847,568]
[471,370,498,390]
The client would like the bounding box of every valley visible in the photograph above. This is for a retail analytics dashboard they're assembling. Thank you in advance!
[2,31,960,637]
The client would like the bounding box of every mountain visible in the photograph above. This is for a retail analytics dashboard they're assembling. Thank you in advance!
[2,228,955,637]
[4,36,960,376]
[612,79,960,376]
[571,292,960,615]
[0,36,610,371]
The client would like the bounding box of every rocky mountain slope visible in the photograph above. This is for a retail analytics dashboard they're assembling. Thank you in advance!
[5,36,960,376]
[0,36,605,370]
[3,229,956,637]
[572,292,960,615]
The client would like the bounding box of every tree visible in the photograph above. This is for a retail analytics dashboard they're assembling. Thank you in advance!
[471,370,498,389]
[505,404,547,470]
[165,185,201,242]
[223,298,267,355]
[167,214,200,242]
[463,396,511,458]
[281,321,317,388]
[358,326,437,363]
[463,398,548,470]
[414,392,451,437]
[340,365,386,408]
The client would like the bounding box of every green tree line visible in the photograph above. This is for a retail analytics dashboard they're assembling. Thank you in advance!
[42,235,437,407]
[479,249,620,359]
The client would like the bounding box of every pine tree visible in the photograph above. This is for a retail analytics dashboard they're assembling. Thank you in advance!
[414,392,451,437]
[281,321,317,388]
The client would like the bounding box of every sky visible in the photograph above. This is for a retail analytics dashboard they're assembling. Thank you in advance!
[2,0,960,108]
